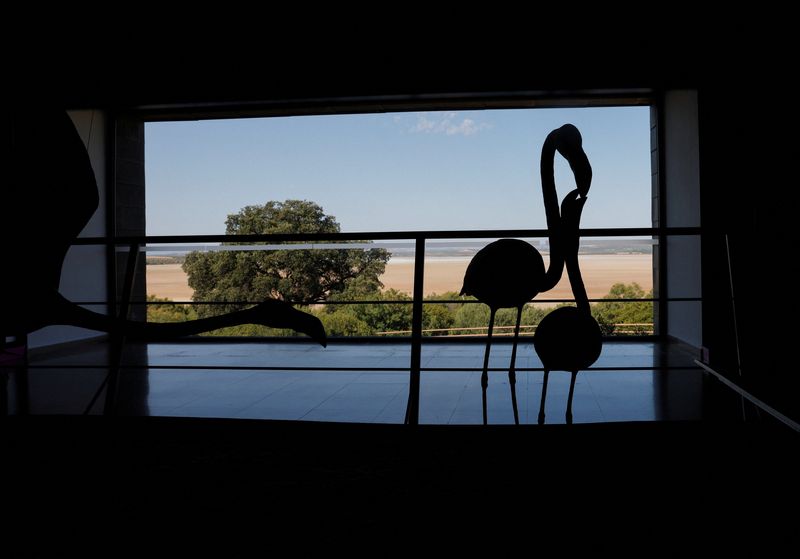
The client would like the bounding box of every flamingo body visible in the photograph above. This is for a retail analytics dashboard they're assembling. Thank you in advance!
[533,306,601,372]
[460,239,545,308]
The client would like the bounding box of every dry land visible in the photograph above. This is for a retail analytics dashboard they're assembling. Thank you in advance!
[146,264,193,301]
[147,254,652,303]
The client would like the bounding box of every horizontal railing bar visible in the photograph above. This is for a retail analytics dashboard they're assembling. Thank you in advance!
[377,324,654,336]
[694,360,800,432]
[80,334,662,344]
[71,297,700,305]
[141,244,658,254]
[146,242,387,252]
[377,299,652,304]
[72,226,700,245]
[21,364,701,372]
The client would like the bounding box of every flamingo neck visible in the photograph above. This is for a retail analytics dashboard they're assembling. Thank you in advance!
[52,294,257,339]
[540,135,564,292]
[565,247,590,314]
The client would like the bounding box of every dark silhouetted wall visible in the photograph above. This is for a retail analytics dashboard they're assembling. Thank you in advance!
[115,116,147,322]
[29,111,109,348]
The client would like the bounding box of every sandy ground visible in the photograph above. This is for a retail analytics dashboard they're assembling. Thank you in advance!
[147,254,652,302]
[146,264,193,301]
[382,255,652,300]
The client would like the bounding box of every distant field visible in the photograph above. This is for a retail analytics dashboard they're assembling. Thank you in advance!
[147,254,652,302]
[147,264,192,301]
[381,255,652,301]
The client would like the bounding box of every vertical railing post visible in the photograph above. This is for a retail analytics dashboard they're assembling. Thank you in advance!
[405,237,425,425]
[655,97,668,337]
[103,242,139,415]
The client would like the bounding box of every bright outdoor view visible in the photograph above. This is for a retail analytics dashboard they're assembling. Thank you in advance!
[145,107,653,337]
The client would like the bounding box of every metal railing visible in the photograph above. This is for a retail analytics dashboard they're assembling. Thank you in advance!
[695,360,800,432]
[72,226,701,423]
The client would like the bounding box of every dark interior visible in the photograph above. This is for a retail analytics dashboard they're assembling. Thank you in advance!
[5,38,798,550]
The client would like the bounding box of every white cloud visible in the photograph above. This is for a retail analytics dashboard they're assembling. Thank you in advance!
[446,118,482,136]
[407,112,490,136]
[411,115,437,133]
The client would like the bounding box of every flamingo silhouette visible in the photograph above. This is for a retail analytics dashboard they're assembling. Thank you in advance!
[533,133,601,425]
[460,124,591,424]
[1,109,326,348]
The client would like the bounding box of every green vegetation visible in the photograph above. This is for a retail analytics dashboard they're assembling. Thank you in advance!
[591,282,653,335]
[317,290,456,337]
[146,295,197,323]
[148,283,653,337]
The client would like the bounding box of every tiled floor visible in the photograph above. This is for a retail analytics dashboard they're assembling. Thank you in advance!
[7,339,704,424]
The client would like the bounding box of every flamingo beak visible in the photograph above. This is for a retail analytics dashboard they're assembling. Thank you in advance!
[299,312,328,347]
[309,319,328,348]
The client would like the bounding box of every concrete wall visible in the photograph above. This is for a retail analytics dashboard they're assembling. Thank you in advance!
[663,90,702,348]
[29,111,108,348]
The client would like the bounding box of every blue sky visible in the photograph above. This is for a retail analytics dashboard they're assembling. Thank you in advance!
[145,106,651,235]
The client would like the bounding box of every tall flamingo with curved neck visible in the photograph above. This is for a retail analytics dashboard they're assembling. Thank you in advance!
[533,130,601,425]
[1,109,326,348]
[461,124,591,424]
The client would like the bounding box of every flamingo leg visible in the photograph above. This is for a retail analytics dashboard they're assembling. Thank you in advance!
[481,309,496,425]
[566,370,578,425]
[508,306,523,425]
[538,369,549,425]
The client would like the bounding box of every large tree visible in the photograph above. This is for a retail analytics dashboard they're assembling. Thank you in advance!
[184,200,389,317]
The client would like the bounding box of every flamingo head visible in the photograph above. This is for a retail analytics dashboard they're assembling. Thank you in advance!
[553,124,592,197]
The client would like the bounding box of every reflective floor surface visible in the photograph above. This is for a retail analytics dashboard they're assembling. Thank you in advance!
[4,339,796,553]
[4,339,706,423]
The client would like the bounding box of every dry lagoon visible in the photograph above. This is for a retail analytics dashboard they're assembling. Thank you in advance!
[147,254,652,303]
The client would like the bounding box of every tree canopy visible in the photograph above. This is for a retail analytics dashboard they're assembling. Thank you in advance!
[183,200,389,317]
[591,282,653,335]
